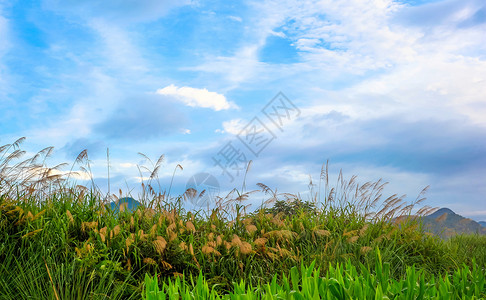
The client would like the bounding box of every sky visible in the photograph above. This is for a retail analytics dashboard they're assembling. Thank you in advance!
[0,0,485,220]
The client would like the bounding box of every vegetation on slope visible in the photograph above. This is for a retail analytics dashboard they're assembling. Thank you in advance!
[0,138,485,299]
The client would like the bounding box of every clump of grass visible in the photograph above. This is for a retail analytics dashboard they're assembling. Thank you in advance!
[446,234,486,267]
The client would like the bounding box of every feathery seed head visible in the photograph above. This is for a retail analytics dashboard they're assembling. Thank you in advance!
[138,229,148,241]
[167,222,176,232]
[144,208,156,219]
[239,242,252,255]
[231,235,242,247]
[168,231,177,242]
[179,241,188,251]
[112,225,121,237]
[253,237,268,247]
[149,224,158,237]
[99,227,107,242]
[242,218,253,225]
[202,245,214,255]
[360,246,373,254]
[186,221,196,233]
[66,210,74,225]
[314,229,331,237]
[343,229,358,237]
[143,257,157,265]
[81,221,98,233]
[359,224,369,236]
[153,237,167,255]
[126,236,134,249]
[246,224,258,235]
[216,235,223,246]
[224,241,232,250]
[22,228,42,239]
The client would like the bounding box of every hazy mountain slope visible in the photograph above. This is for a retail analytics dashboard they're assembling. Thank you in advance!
[421,208,486,237]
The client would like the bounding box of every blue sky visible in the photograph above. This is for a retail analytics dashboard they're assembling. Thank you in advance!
[1,0,485,220]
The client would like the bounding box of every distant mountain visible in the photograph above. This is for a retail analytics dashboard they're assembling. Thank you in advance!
[427,207,456,218]
[421,208,486,237]
[479,221,486,228]
[109,197,141,213]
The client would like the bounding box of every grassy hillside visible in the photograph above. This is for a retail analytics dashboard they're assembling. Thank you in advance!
[1,139,485,299]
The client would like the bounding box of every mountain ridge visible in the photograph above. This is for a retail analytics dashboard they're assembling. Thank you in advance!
[394,207,486,238]
[421,207,486,237]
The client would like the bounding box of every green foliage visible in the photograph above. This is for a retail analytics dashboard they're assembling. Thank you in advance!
[263,199,316,217]
[446,234,486,267]
[144,250,486,299]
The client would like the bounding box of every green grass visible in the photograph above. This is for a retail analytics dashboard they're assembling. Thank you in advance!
[1,138,485,298]
[144,250,486,299]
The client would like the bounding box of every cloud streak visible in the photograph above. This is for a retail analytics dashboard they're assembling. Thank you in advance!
[156,85,238,111]
[93,94,188,141]
[43,0,192,24]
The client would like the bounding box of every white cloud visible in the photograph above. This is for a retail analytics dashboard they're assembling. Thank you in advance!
[29,167,92,181]
[460,210,486,217]
[258,164,311,184]
[0,14,7,55]
[156,84,238,111]
[188,46,264,85]
[346,55,486,126]
[228,15,242,22]
[119,162,137,168]
[188,1,295,86]
[270,0,416,73]
[134,176,150,183]
[89,19,149,78]
[209,0,486,128]
[189,0,410,87]
[217,118,247,135]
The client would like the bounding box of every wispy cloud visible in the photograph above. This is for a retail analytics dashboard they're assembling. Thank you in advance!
[396,0,486,29]
[189,46,264,86]
[43,0,192,24]
[216,118,246,134]
[93,94,188,141]
[0,4,10,101]
[88,19,150,77]
[156,84,238,111]
[227,15,243,22]
[62,138,106,160]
